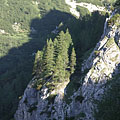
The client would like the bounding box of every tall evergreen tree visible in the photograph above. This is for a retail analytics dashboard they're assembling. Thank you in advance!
[70,47,76,74]
[43,39,54,78]
[33,51,43,77]
[33,30,74,84]
[53,30,71,81]
[53,54,65,82]
[56,31,66,54]
[57,31,69,68]
[53,38,59,61]
[64,29,73,48]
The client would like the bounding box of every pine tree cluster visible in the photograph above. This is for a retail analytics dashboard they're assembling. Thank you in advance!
[33,30,76,90]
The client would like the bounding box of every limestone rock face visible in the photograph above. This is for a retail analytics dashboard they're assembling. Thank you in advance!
[15,79,69,120]
[15,13,120,120]
[80,20,120,120]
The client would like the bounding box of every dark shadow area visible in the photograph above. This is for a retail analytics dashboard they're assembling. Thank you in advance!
[64,11,106,100]
[30,10,74,38]
[67,11,106,66]
[94,63,120,120]
[0,10,74,120]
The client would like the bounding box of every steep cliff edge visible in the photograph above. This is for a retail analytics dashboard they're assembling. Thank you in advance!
[15,11,120,120]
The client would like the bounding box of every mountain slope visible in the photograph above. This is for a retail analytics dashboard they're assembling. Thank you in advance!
[0,0,118,120]
[15,9,120,120]
[0,1,71,120]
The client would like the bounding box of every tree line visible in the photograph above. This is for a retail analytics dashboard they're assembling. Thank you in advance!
[33,30,76,90]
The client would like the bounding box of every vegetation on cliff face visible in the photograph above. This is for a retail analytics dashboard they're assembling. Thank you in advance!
[108,13,120,26]
[33,30,76,91]
[0,0,118,120]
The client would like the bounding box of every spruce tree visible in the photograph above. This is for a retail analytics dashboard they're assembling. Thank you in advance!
[70,47,76,74]
[57,31,69,68]
[53,38,59,61]
[53,54,65,82]
[33,51,43,77]
[64,29,72,48]
[43,39,54,78]
[53,31,70,81]
[56,31,66,54]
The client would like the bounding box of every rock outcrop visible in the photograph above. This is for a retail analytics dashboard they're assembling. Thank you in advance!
[15,12,120,120]
[80,20,120,120]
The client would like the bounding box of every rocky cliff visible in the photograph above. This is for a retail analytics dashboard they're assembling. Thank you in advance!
[15,11,120,120]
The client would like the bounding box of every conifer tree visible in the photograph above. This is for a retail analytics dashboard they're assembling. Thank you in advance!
[70,47,76,74]
[33,51,43,76]
[43,39,54,78]
[64,29,72,48]
[53,54,65,82]
[53,38,59,61]
[53,31,70,81]
[56,31,66,54]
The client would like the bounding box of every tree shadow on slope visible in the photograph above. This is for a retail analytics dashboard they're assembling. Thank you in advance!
[67,11,106,63]
[0,10,74,120]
